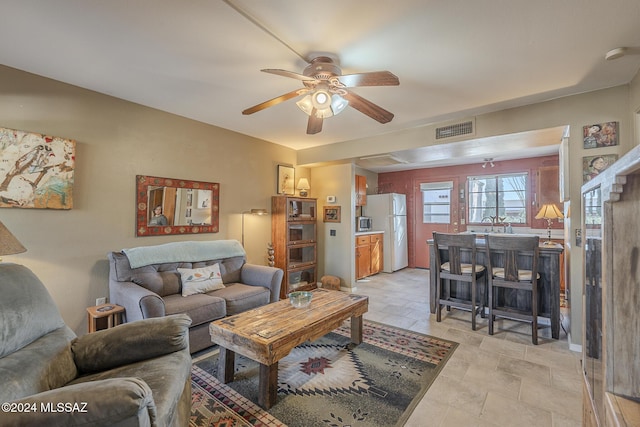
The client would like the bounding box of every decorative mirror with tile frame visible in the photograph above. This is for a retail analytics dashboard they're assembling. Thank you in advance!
[135,175,219,237]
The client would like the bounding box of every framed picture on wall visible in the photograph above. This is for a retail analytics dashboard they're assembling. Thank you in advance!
[583,121,618,148]
[0,127,76,209]
[135,175,219,237]
[323,206,341,223]
[277,164,295,195]
[582,154,618,183]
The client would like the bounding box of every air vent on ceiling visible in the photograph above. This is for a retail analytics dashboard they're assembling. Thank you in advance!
[436,120,474,140]
[357,154,408,167]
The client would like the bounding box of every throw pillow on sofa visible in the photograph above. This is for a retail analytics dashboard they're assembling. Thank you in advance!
[178,263,224,296]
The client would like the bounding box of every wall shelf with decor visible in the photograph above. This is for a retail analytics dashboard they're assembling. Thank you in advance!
[271,196,318,299]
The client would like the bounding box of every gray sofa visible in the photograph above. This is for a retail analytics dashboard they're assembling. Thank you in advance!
[0,263,192,427]
[108,240,283,353]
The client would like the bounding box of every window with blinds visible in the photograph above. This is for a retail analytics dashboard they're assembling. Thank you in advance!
[467,173,528,224]
[421,181,453,224]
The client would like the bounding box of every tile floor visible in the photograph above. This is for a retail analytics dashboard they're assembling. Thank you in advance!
[352,268,583,427]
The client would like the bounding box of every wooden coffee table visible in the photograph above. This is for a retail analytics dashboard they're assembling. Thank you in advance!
[208,288,369,409]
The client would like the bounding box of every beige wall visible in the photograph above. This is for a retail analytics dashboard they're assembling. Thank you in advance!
[310,163,356,288]
[309,165,379,290]
[0,65,298,335]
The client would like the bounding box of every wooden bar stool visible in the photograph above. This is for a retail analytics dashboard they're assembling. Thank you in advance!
[433,232,486,330]
[86,303,125,333]
[485,234,540,344]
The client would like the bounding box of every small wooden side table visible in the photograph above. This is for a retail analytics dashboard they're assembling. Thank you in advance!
[86,304,125,333]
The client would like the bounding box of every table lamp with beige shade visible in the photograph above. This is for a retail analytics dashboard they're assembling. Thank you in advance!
[535,203,564,245]
[0,220,26,261]
[296,178,310,197]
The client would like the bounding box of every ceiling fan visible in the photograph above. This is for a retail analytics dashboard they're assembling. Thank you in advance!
[242,56,399,134]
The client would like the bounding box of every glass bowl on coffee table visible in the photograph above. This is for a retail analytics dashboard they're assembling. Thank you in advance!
[288,291,313,308]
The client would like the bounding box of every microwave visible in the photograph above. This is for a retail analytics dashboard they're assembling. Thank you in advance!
[356,216,373,232]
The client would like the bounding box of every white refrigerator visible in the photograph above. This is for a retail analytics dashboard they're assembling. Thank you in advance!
[365,193,408,273]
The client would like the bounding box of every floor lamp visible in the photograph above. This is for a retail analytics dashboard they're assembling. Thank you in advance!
[241,209,268,247]
[535,203,564,245]
[0,220,27,261]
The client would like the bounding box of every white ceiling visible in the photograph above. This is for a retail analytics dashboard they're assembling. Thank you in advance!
[2,0,640,171]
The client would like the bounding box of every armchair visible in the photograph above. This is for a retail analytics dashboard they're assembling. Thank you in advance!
[0,263,192,427]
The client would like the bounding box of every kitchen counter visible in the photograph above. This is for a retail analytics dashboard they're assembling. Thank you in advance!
[355,230,385,236]
[428,237,564,339]
[464,228,563,240]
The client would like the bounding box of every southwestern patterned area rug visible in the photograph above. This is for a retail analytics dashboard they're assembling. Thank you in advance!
[190,320,458,427]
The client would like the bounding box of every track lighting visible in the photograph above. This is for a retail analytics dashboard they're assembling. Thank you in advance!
[482,158,495,168]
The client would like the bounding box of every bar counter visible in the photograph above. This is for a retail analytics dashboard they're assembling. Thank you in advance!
[428,236,564,339]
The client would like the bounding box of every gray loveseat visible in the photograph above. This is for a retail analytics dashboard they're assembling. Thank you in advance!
[108,240,283,353]
[0,263,192,427]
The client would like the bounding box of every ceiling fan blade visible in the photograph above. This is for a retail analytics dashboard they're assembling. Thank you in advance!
[242,88,309,115]
[307,111,323,134]
[342,90,394,124]
[338,71,399,87]
[262,69,318,83]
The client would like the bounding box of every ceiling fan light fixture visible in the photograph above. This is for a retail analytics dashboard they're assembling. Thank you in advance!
[244,55,398,133]
[296,93,333,118]
[331,94,348,116]
[315,106,333,118]
[296,89,348,119]
[312,89,332,110]
[296,95,314,116]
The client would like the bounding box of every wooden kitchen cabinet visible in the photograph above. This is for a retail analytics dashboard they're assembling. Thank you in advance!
[537,165,560,207]
[533,165,561,229]
[355,233,383,279]
[272,196,318,299]
[356,238,371,279]
[370,233,383,275]
[356,174,367,206]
